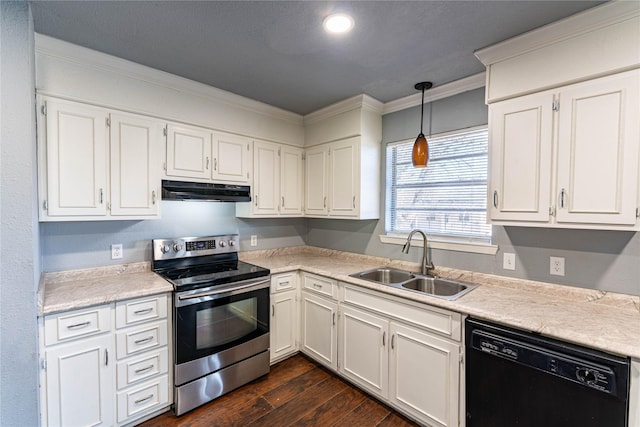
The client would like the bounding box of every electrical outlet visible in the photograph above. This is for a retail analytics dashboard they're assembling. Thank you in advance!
[550,256,565,276]
[111,244,123,260]
[250,235,258,247]
[503,252,516,271]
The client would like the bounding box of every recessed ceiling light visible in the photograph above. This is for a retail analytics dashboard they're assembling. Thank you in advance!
[323,13,354,34]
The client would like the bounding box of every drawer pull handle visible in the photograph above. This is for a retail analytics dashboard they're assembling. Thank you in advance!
[382,331,386,347]
[67,321,91,330]
[493,190,498,208]
[312,283,322,289]
[332,313,336,326]
[133,308,154,315]
[271,304,275,317]
[134,364,155,374]
[134,394,154,405]
[560,188,566,208]
[134,336,155,345]
[391,334,396,350]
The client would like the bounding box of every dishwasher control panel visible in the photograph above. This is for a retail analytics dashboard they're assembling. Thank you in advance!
[472,330,617,395]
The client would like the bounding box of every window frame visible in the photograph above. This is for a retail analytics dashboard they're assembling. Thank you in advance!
[381,125,498,255]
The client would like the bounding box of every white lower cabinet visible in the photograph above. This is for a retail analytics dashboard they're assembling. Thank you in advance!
[300,277,339,370]
[44,334,115,427]
[40,294,171,427]
[270,272,300,363]
[339,284,462,427]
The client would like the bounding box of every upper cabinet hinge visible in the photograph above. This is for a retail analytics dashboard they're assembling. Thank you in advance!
[247,143,250,151]
[459,353,464,364]
[549,206,556,217]
[107,202,111,211]
[106,117,111,127]
[552,100,560,111]
[163,126,167,137]
[163,162,167,171]
[41,105,47,115]
[636,207,640,218]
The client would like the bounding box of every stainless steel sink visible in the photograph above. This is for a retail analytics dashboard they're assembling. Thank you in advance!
[351,267,415,284]
[350,267,476,300]
[401,277,476,300]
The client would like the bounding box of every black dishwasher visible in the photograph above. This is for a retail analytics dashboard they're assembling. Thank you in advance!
[465,317,630,427]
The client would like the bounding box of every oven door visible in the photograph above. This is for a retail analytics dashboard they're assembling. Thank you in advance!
[174,277,270,386]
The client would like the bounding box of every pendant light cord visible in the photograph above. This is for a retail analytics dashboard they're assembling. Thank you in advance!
[420,86,425,135]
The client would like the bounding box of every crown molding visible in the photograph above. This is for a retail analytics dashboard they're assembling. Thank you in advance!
[303,94,384,125]
[35,33,304,125]
[382,73,486,115]
[474,1,640,66]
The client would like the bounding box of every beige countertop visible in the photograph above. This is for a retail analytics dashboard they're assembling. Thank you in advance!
[39,246,640,359]
[38,262,173,315]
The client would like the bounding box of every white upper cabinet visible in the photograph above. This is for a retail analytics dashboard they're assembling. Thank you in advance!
[38,97,164,221]
[41,98,109,218]
[110,113,163,217]
[489,70,640,230]
[302,95,382,220]
[555,72,639,226]
[236,140,303,217]
[166,124,212,180]
[212,132,251,184]
[166,127,251,185]
[478,4,640,230]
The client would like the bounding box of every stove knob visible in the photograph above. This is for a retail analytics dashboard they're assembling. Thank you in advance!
[219,241,227,248]
[228,240,235,247]
[173,243,183,252]
[160,244,171,254]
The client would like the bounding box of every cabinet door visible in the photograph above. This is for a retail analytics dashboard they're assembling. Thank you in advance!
[45,335,115,427]
[253,140,280,215]
[44,99,108,217]
[280,145,304,216]
[300,291,337,370]
[330,137,359,216]
[389,322,460,427]
[556,70,640,226]
[166,124,212,180]
[304,145,329,215]
[339,305,389,399]
[110,113,164,217]
[488,92,554,222]
[270,289,299,362]
[212,132,251,184]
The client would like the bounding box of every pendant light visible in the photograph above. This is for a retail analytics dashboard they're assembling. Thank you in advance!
[412,81,433,168]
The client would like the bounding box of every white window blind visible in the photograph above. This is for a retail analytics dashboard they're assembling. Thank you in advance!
[386,127,491,242]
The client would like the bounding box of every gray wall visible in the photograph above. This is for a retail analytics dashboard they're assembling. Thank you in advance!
[41,202,307,271]
[0,2,40,425]
[308,87,640,296]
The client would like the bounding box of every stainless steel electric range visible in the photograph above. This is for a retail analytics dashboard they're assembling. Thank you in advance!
[152,234,271,416]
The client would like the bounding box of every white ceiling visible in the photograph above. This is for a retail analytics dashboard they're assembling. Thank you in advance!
[30,1,604,115]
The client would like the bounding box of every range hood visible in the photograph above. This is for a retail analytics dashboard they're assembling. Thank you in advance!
[161,180,251,202]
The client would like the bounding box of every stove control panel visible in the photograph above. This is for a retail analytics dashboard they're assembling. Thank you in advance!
[153,235,239,260]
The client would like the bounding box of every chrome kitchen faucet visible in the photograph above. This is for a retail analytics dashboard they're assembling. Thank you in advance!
[402,229,434,275]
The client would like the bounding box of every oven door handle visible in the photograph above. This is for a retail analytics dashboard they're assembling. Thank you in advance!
[177,278,270,302]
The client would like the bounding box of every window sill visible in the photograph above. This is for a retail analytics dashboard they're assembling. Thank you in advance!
[379,234,498,255]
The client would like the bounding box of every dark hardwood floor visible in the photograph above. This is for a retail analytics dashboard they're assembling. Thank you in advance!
[139,354,420,427]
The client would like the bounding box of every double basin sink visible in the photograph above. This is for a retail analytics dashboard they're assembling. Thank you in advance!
[349,267,476,300]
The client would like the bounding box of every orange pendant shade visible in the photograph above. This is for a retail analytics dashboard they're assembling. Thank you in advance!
[412,133,429,167]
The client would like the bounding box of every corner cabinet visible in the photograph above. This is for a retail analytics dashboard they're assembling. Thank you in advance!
[300,273,339,370]
[270,272,300,363]
[489,69,640,230]
[37,97,164,221]
[236,141,304,217]
[166,124,251,185]
[304,136,380,219]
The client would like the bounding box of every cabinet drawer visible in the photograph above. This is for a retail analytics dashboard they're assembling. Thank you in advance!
[271,272,298,293]
[116,375,169,423]
[303,273,337,299]
[115,294,168,328]
[44,305,111,345]
[116,347,169,389]
[343,285,462,341]
[116,320,168,359]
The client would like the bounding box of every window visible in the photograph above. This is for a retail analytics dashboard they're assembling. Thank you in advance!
[386,126,491,243]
